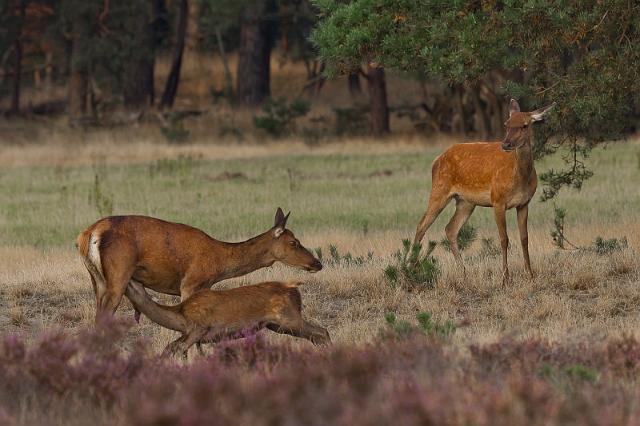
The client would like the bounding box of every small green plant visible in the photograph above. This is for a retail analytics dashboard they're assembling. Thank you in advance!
[384,312,456,339]
[88,168,113,217]
[316,244,373,267]
[539,363,599,383]
[593,237,628,255]
[551,206,628,255]
[384,239,439,290]
[440,222,477,252]
[148,155,194,178]
[564,364,599,382]
[253,97,310,138]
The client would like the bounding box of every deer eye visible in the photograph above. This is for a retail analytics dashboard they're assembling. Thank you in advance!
[289,241,297,247]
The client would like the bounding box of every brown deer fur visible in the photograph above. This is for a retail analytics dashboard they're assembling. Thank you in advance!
[76,208,322,321]
[413,99,555,284]
[125,280,330,358]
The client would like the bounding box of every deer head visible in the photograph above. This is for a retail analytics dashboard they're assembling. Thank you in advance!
[502,99,555,152]
[269,208,322,272]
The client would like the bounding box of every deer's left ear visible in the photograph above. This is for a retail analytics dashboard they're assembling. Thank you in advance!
[531,102,556,122]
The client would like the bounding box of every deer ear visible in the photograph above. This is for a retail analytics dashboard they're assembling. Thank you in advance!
[531,102,556,122]
[274,207,285,227]
[509,99,521,117]
[273,227,284,238]
[274,208,290,231]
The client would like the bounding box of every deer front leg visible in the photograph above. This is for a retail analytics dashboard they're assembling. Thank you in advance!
[493,204,510,286]
[517,204,533,279]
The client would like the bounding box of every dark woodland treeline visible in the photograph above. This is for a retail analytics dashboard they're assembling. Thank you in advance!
[0,0,548,140]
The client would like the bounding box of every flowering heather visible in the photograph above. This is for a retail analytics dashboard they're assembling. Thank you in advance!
[1,319,640,425]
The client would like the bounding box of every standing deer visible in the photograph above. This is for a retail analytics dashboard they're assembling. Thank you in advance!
[76,208,322,321]
[124,280,330,359]
[413,99,555,284]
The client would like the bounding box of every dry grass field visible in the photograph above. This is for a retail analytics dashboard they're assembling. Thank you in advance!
[1,134,638,356]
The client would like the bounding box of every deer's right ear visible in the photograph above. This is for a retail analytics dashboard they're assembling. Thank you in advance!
[509,99,521,117]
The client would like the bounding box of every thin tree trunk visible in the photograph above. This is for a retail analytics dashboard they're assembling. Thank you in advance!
[451,84,467,135]
[235,0,275,105]
[68,6,91,125]
[123,1,157,110]
[366,65,390,137]
[160,0,188,109]
[347,71,362,100]
[215,26,233,99]
[470,84,491,140]
[10,0,26,114]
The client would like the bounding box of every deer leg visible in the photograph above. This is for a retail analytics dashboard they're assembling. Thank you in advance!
[414,191,452,247]
[267,319,331,346]
[163,327,207,360]
[493,204,510,286]
[517,204,534,279]
[96,240,137,322]
[445,199,475,264]
[178,282,207,355]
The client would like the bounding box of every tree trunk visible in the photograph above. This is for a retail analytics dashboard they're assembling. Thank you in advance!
[68,7,91,125]
[348,71,362,100]
[235,0,275,106]
[9,0,26,114]
[470,84,491,140]
[366,65,390,137]
[123,1,157,111]
[159,0,187,109]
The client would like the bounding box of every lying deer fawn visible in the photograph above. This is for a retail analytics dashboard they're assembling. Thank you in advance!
[76,208,322,321]
[125,280,330,358]
[414,99,555,284]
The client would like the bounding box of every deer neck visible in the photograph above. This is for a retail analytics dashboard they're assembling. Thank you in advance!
[216,231,275,280]
[514,138,534,182]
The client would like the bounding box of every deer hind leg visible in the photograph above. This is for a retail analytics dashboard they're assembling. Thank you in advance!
[517,204,534,279]
[178,282,208,355]
[414,189,452,247]
[493,204,510,286]
[163,326,207,360]
[95,236,137,321]
[445,198,476,263]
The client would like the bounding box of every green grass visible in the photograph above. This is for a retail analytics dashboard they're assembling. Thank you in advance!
[1,141,638,247]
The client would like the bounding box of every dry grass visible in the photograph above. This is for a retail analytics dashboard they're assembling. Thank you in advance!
[1,226,638,354]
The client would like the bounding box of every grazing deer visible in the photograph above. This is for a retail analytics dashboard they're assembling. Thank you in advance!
[76,208,322,321]
[124,280,330,358]
[413,99,555,284]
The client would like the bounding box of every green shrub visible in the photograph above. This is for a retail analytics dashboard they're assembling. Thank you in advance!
[315,244,373,267]
[593,237,628,255]
[253,97,310,138]
[333,107,369,136]
[384,312,456,339]
[384,239,439,290]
